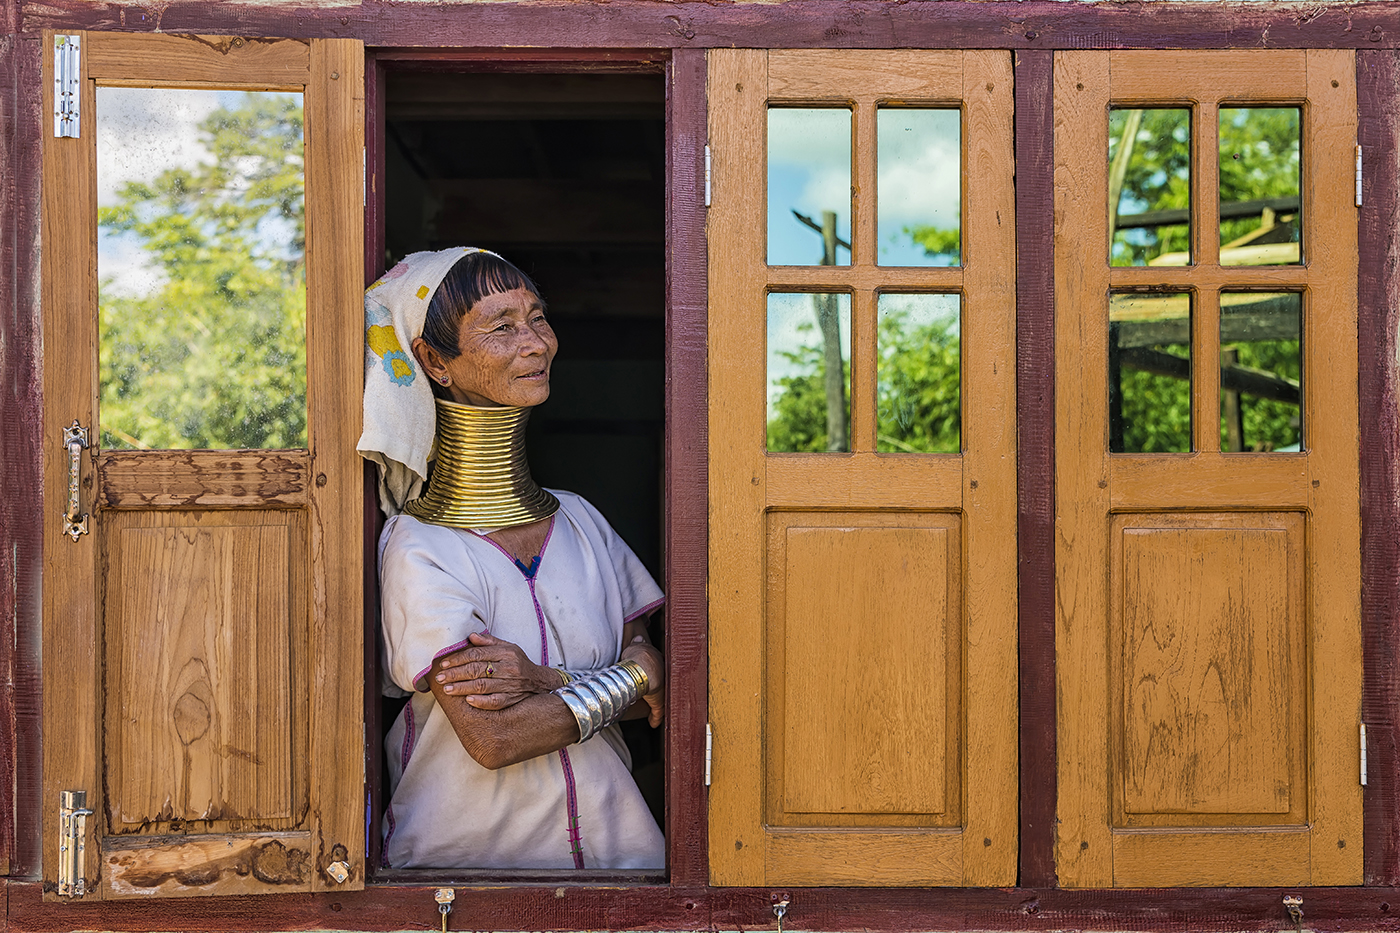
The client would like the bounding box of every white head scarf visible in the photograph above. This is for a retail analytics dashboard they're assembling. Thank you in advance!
[357,247,497,516]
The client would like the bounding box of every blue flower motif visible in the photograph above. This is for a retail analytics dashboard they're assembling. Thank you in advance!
[382,350,415,386]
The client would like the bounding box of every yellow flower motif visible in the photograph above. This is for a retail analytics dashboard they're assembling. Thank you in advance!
[368,324,416,386]
[416,285,430,299]
[367,324,404,357]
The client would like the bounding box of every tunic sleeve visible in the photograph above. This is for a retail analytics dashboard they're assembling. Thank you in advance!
[554,492,665,625]
[379,516,490,694]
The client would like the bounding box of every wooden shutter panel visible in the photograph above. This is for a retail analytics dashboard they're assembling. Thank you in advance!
[707,49,1018,887]
[1054,49,1361,887]
[41,32,364,900]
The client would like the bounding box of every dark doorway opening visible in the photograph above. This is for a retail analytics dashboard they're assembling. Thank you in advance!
[376,64,667,877]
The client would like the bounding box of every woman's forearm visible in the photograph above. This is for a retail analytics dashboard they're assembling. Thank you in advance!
[430,657,579,769]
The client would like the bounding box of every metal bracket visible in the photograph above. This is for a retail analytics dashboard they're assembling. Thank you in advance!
[1361,723,1369,786]
[1283,894,1304,933]
[1355,145,1363,208]
[53,35,80,139]
[704,722,713,787]
[435,887,456,933]
[62,421,90,541]
[704,145,712,207]
[772,894,791,933]
[58,790,93,897]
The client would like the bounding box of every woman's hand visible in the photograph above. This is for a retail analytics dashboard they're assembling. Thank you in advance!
[620,629,666,728]
[434,630,560,710]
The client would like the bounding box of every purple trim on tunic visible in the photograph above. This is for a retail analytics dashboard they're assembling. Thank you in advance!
[557,747,587,869]
[624,596,666,624]
[401,700,417,770]
[413,634,484,691]
[381,805,396,868]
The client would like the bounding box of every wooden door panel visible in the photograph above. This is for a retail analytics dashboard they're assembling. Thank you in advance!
[708,49,1017,887]
[1054,49,1360,887]
[41,31,363,900]
[105,510,307,832]
[766,514,961,829]
[1112,513,1305,826]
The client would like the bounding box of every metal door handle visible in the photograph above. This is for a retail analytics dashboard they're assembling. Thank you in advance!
[62,421,89,541]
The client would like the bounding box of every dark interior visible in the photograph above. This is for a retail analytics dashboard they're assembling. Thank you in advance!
[380,68,668,857]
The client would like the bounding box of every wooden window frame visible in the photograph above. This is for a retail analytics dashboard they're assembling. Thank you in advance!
[2,3,1399,930]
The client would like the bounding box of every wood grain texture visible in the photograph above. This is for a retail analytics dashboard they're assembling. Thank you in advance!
[86,33,308,88]
[765,455,962,508]
[102,832,311,899]
[1057,48,1363,887]
[766,831,962,887]
[17,879,1400,933]
[1052,50,1113,888]
[765,264,962,292]
[103,512,306,832]
[1111,829,1309,888]
[10,26,44,882]
[766,515,961,830]
[1358,47,1400,888]
[768,50,962,101]
[1108,454,1307,510]
[1302,47,1362,886]
[1111,513,1305,827]
[303,36,365,893]
[1109,50,1308,102]
[1109,264,1308,290]
[1013,48,1057,890]
[98,450,310,509]
[40,27,103,901]
[706,47,768,888]
[664,46,711,888]
[16,1,1400,51]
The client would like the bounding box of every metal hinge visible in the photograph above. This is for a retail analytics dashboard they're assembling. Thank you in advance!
[58,790,93,897]
[53,35,80,138]
[704,145,712,208]
[1356,145,1363,207]
[1361,722,1368,786]
[704,722,713,786]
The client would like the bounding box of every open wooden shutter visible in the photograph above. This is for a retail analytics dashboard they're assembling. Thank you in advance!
[707,50,1018,886]
[1054,50,1361,886]
[41,31,364,899]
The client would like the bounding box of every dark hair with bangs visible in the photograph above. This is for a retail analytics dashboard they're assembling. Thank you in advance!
[420,251,543,361]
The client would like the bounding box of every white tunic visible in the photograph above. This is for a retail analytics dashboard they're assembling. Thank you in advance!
[379,491,666,869]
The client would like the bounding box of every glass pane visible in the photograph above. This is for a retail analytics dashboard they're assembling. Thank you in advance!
[767,292,851,452]
[1110,292,1192,453]
[1110,109,1191,267]
[1219,108,1301,266]
[876,294,960,452]
[877,109,960,266]
[98,88,307,450]
[1220,292,1302,452]
[768,109,852,266]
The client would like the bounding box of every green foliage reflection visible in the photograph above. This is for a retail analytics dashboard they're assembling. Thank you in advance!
[99,92,307,450]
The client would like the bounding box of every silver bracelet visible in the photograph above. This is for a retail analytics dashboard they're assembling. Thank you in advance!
[553,662,648,743]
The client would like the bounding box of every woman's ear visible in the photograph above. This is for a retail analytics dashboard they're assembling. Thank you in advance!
[411,336,450,387]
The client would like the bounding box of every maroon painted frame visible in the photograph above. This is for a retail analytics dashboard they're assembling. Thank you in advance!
[3,3,1400,931]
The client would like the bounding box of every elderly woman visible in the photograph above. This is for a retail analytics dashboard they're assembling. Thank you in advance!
[359,248,665,870]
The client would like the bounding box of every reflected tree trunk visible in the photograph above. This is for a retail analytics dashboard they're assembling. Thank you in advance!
[817,209,848,451]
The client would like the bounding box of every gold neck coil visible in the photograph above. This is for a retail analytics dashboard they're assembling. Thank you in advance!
[404,399,559,530]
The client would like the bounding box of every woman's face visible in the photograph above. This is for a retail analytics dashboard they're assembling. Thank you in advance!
[438,287,557,408]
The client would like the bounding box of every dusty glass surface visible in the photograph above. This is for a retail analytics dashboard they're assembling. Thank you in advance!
[768,108,852,266]
[767,292,851,452]
[877,109,960,266]
[1109,109,1191,267]
[1219,292,1302,451]
[876,294,961,452]
[1109,292,1192,453]
[1219,108,1301,266]
[98,87,307,450]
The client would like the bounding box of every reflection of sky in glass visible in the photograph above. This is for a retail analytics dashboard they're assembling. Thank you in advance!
[97,88,302,296]
[877,109,960,267]
[768,109,851,266]
[767,292,850,418]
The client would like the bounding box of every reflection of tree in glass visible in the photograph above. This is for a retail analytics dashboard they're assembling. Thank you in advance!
[877,309,959,453]
[1221,339,1301,451]
[1117,349,1192,453]
[99,93,306,450]
[767,321,848,453]
[904,222,960,264]
[1219,108,1300,246]
[1109,109,1190,266]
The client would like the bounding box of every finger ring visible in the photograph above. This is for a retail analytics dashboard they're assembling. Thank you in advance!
[485,665,495,677]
